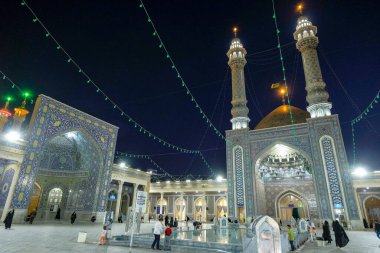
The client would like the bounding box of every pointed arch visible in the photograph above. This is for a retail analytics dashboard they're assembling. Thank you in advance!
[274,190,310,221]
[254,140,312,167]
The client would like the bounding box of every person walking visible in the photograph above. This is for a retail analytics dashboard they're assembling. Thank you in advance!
[169,217,174,227]
[163,224,172,251]
[332,220,349,248]
[29,209,37,224]
[186,216,190,227]
[164,215,169,226]
[3,209,15,229]
[308,220,316,241]
[99,225,107,245]
[374,220,380,247]
[55,207,61,220]
[70,211,77,225]
[152,217,164,250]
[287,225,296,251]
[322,220,332,244]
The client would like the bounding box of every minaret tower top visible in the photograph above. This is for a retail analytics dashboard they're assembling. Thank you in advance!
[294,14,332,118]
[227,27,250,130]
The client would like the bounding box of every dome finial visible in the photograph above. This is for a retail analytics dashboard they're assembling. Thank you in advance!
[296,2,304,15]
[233,27,238,38]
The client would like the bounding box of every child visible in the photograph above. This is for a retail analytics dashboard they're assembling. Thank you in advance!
[287,225,295,251]
[163,224,172,251]
[99,225,107,245]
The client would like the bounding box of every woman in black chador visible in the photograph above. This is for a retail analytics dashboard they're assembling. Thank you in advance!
[3,209,15,229]
[55,207,61,220]
[332,220,349,248]
[70,211,77,224]
[322,220,332,244]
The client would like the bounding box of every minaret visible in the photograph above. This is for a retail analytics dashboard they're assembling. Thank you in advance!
[294,16,332,118]
[0,97,13,132]
[227,28,250,130]
[13,95,29,131]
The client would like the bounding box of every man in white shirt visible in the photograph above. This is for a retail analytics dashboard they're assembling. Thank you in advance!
[151,217,164,250]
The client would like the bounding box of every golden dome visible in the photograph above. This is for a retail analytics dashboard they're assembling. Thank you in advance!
[255,105,310,130]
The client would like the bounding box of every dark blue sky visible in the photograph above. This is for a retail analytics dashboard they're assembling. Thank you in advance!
[0,0,379,177]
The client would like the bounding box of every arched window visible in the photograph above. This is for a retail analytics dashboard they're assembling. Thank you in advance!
[48,188,63,211]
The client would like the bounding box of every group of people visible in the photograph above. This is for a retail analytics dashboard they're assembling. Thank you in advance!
[164,215,178,228]
[151,216,174,251]
[286,219,350,251]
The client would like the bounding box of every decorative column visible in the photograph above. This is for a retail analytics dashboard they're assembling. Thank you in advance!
[227,28,250,130]
[202,192,207,222]
[0,162,20,221]
[293,16,332,118]
[132,184,138,210]
[160,192,164,215]
[114,180,123,219]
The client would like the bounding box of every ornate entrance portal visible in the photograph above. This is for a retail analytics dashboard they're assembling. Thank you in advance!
[277,192,309,222]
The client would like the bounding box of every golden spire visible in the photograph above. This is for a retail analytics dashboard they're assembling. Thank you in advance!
[233,27,238,38]
[297,3,304,15]
[280,87,286,105]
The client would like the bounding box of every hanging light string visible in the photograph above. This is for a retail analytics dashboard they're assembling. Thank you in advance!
[0,69,23,92]
[271,0,298,138]
[115,150,215,178]
[19,0,200,154]
[197,151,215,177]
[350,89,380,166]
[351,90,380,124]
[114,151,169,180]
[115,151,176,180]
[137,0,225,141]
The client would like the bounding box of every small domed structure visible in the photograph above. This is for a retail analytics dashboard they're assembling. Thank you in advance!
[255,105,310,130]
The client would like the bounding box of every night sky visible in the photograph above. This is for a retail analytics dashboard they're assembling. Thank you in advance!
[0,0,379,177]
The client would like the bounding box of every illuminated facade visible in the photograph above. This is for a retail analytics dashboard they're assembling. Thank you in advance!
[0,95,151,223]
[226,16,363,229]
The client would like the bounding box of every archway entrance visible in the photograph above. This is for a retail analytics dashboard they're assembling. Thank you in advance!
[47,188,63,212]
[216,198,227,218]
[31,130,103,221]
[120,193,130,216]
[156,198,167,215]
[175,198,186,221]
[107,190,118,213]
[277,192,309,223]
[27,183,42,215]
[194,198,206,221]
[364,196,380,227]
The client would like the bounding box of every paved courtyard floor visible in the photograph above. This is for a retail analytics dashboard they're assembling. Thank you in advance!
[0,222,379,253]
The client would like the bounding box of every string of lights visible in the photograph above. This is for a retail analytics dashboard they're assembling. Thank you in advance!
[0,69,23,93]
[271,0,298,139]
[115,151,175,180]
[137,0,226,141]
[115,150,215,178]
[350,89,380,166]
[0,69,34,104]
[351,90,380,124]
[19,0,201,154]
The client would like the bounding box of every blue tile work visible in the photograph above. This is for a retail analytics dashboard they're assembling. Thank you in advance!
[0,168,15,208]
[234,147,244,207]
[11,95,118,212]
[320,137,343,208]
